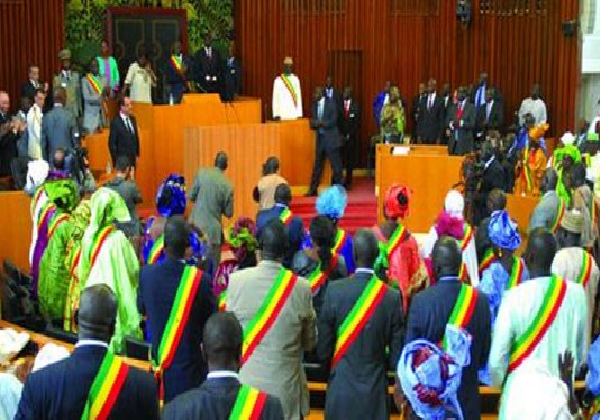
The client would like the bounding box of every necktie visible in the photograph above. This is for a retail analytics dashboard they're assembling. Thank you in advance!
[428,95,433,110]
[344,100,350,117]
[125,117,133,134]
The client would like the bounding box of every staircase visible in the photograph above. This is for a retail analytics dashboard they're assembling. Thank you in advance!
[290,177,378,235]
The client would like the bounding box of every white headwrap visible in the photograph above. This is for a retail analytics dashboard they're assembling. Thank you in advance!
[24,159,50,195]
[444,190,464,219]
[561,131,575,146]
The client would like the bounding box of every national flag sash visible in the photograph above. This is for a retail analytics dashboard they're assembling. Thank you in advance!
[279,207,293,226]
[31,187,45,216]
[385,223,408,259]
[37,202,55,232]
[80,351,129,420]
[479,248,496,274]
[86,74,103,95]
[170,55,185,77]
[508,275,567,374]
[524,165,532,192]
[307,257,337,295]
[280,73,298,107]
[506,257,524,290]
[153,265,203,406]
[332,228,347,256]
[578,251,593,288]
[458,262,469,283]
[228,384,268,420]
[147,235,165,265]
[90,227,114,269]
[48,213,69,238]
[242,268,298,365]
[332,277,387,367]
[218,290,227,312]
[441,283,478,351]
[550,198,566,233]
[64,247,82,331]
[458,224,473,251]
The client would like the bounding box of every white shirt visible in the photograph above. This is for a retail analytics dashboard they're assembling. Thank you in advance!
[206,370,239,380]
[124,62,153,103]
[427,93,436,109]
[272,73,302,120]
[120,112,134,133]
[26,104,43,160]
[75,339,109,349]
[518,97,547,126]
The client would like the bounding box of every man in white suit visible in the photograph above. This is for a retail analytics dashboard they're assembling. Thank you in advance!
[272,57,302,120]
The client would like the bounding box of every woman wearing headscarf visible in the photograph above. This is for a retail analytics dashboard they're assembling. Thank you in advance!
[293,215,347,314]
[380,86,405,144]
[38,178,80,321]
[373,184,422,313]
[143,174,206,268]
[78,187,142,352]
[304,185,355,274]
[421,190,479,286]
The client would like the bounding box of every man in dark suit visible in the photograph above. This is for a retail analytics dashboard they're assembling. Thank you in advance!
[20,65,49,103]
[165,41,192,104]
[472,144,507,225]
[109,95,140,175]
[419,78,444,144]
[15,284,159,420]
[475,88,503,146]
[256,183,304,269]
[324,74,342,111]
[194,32,222,94]
[406,236,491,420]
[317,229,403,420]
[411,82,427,142]
[440,83,453,145]
[138,216,216,403]
[307,86,343,196]
[41,87,79,163]
[338,86,360,189]
[222,41,242,101]
[446,86,476,155]
[0,91,21,181]
[162,312,284,420]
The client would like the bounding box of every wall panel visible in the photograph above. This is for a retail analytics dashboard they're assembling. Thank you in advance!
[0,0,64,107]
[236,0,580,165]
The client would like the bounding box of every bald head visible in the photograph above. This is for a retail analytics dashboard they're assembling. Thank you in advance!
[260,219,286,260]
[432,236,462,279]
[541,168,558,193]
[78,284,118,341]
[524,228,557,276]
[203,312,243,371]
[164,215,191,259]
[353,229,379,268]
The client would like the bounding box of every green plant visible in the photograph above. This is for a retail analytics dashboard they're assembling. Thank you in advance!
[65,0,233,67]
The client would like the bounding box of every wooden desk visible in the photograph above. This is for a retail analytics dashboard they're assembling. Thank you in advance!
[0,192,31,272]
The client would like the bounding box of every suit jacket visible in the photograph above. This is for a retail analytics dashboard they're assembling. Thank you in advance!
[162,376,284,420]
[20,80,38,101]
[15,344,159,420]
[164,55,192,95]
[227,260,317,420]
[528,190,560,233]
[446,101,476,155]
[323,87,342,111]
[310,98,341,151]
[138,257,216,403]
[41,105,78,161]
[338,98,360,138]
[406,279,492,420]
[316,271,403,420]
[189,167,234,245]
[419,93,444,142]
[0,112,18,177]
[475,100,503,137]
[194,47,222,93]
[256,204,305,268]
[108,114,140,164]
[222,56,242,101]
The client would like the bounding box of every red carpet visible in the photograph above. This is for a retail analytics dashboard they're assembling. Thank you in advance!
[291,178,378,235]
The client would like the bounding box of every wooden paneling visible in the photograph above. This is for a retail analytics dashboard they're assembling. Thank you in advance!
[0,0,64,108]
[184,125,282,223]
[0,192,32,271]
[236,0,580,165]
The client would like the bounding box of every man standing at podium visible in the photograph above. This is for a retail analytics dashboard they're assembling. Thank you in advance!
[307,87,343,196]
[272,57,302,120]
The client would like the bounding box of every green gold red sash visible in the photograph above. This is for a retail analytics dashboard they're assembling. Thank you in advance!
[153,265,203,405]
[229,384,267,420]
[170,55,184,77]
[441,283,478,351]
[332,277,387,367]
[148,235,165,265]
[385,223,408,258]
[242,268,298,365]
[80,351,129,420]
[506,257,524,290]
[31,187,45,215]
[508,275,567,374]
[458,262,468,283]
[578,251,593,288]
[308,266,328,294]
[90,227,114,269]
[86,74,103,95]
[218,290,227,312]
[279,207,293,226]
[479,248,496,274]
[37,202,55,231]
[332,228,347,256]
[458,224,473,251]
[550,197,566,233]
[48,213,69,238]
[280,73,298,107]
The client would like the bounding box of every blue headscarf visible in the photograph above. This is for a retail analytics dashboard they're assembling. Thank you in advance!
[315,185,347,221]
[489,210,521,251]
[156,174,186,217]
[398,326,471,420]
